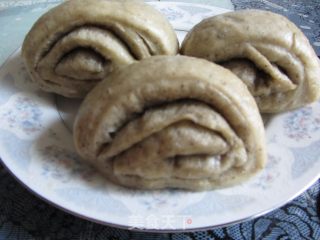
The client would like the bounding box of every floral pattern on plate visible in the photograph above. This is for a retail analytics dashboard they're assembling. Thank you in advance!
[149,2,230,30]
[0,93,43,139]
[106,186,206,217]
[251,154,281,190]
[39,145,95,184]
[266,101,320,148]
[155,5,189,21]
[283,105,320,142]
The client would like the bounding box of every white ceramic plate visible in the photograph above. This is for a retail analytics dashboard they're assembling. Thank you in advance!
[0,2,320,232]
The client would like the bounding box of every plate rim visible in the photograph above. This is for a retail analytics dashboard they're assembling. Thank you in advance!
[1,47,319,233]
[1,142,319,233]
[0,1,319,232]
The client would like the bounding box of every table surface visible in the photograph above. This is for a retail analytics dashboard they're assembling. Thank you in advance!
[0,0,319,239]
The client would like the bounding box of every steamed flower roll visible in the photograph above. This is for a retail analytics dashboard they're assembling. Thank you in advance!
[181,10,320,113]
[73,56,266,190]
[22,0,178,98]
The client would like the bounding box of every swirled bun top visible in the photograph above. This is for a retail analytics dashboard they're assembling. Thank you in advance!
[181,10,320,113]
[74,55,266,190]
[22,0,178,98]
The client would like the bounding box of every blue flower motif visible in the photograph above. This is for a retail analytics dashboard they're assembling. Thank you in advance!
[1,95,42,135]
[252,154,280,190]
[40,145,95,183]
[140,193,179,211]
[283,107,320,141]
[159,7,185,21]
